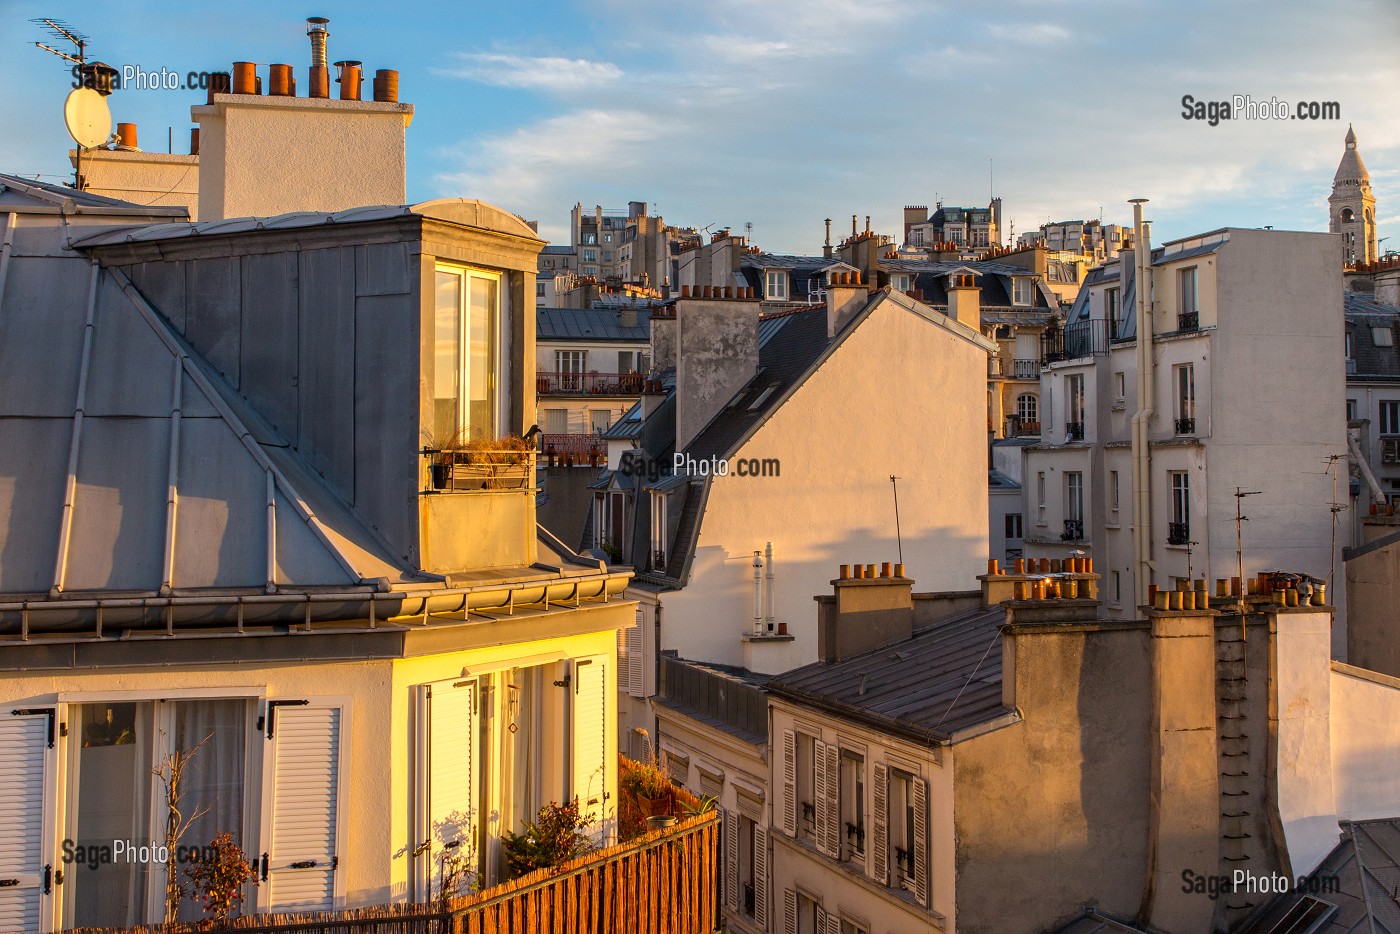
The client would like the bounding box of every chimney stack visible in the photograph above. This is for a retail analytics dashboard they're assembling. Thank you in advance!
[817,564,914,662]
[307,17,330,97]
[826,269,870,338]
[823,217,832,260]
[947,271,981,331]
[674,290,760,450]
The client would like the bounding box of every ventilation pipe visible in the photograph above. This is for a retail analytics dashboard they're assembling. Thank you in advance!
[1129,199,1155,610]
[307,17,330,98]
[752,550,764,633]
[763,541,776,631]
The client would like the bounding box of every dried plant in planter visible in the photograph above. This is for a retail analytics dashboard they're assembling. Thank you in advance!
[184,832,257,925]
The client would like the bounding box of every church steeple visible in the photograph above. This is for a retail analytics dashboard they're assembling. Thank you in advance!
[1329,124,1377,265]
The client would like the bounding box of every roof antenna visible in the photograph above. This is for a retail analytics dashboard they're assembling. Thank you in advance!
[989,158,994,201]
[890,475,904,565]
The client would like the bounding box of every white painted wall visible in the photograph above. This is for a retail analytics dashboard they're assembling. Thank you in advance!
[660,296,989,673]
[1330,662,1400,821]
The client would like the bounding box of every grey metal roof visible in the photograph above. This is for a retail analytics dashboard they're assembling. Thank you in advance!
[1345,292,1400,380]
[739,252,834,271]
[1053,913,1150,934]
[0,173,189,216]
[767,603,1010,743]
[1241,818,1400,934]
[540,245,575,254]
[989,469,1021,490]
[537,307,652,342]
[599,401,644,440]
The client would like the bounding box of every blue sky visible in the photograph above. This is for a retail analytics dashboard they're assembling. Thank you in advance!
[2,0,1396,253]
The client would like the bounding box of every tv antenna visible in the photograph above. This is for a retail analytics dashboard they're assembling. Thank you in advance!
[744,221,753,245]
[32,18,112,190]
[1234,488,1262,626]
[890,475,904,565]
[1324,453,1345,596]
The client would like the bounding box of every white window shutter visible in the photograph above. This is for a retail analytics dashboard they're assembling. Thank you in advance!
[627,608,645,697]
[0,710,54,934]
[754,825,769,929]
[813,739,830,856]
[417,680,479,901]
[261,702,343,912]
[823,742,840,858]
[783,889,798,934]
[724,809,740,912]
[823,907,842,934]
[871,762,889,886]
[572,657,610,834]
[781,730,797,836]
[913,775,929,908]
[616,625,630,694]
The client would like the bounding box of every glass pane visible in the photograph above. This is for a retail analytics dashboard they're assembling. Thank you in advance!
[434,271,462,443]
[171,700,248,923]
[67,703,154,928]
[467,276,497,439]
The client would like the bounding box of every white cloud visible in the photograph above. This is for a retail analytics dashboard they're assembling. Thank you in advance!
[987,22,1070,45]
[435,53,622,91]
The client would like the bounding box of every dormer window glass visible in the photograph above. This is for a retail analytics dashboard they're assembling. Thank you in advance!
[1012,278,1033,306]
[765,270,789,301]
[434,264,501,442]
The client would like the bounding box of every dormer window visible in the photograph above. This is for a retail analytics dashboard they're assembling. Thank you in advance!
[1012,278,1033,306]
[765,270,789,301]
[891,274,912,293]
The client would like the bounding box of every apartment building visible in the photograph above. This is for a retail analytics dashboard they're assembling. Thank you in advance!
[677,230,859,310]
[535,305,654,463]
[550,201,676,287]
[1344,289,1400,519]
[1022,224,1345,644]
[1016,217,1134,266]
[902,200,1003,250]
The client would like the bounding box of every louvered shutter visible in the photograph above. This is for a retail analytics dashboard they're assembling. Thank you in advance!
[627,608,645,697]
[616,625,630,694]
[261,702,343,911]
[0,711,54,934]
[781,730,797,836]
[823,742,840,858]
[753,825,769,929]
[572,657,610,833]
[822,907,841,934]
[783,889,798,934]
[417,680,479,901]
[870,762,889,885]
[912,775,929,908]
[813,740,830,855]
[724,809,740,912]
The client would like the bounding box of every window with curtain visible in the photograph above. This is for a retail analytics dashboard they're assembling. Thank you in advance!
[434,265,501,443]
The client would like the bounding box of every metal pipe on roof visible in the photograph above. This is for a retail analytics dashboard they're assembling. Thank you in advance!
[159,359,183,597]
[265,470,277,593]
[1128,200,1155,610]
[763,541,775,630]
[0,213,17,313]
[50,261,101,596]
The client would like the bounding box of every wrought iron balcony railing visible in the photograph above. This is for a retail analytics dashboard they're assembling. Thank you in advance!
[1174,416,1196,435]
[536,371,653,395]
[1065,421,1085,441]
[1012,358,1041,379]
[1167,522,1191,545]
[1062,518,1084,541]
[1177,311,1200,332]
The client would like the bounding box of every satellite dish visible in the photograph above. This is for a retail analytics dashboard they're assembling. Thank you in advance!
[64,86,111,149]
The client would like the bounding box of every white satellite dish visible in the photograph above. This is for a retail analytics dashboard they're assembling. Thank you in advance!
[64,86,111,149]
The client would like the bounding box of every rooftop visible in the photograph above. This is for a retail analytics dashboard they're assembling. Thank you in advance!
[537,306,652,342]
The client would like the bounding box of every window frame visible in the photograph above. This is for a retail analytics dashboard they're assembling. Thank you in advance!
[433,263,504,443]
[1178,266,1199,316]
[1171,471,1191,531]
[1381,400,1400,436]
[765,270,789,301]
[1065,472,1084,523]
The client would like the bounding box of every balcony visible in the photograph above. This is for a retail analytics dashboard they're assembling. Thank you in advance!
[1167,522,1191,546]
[1044,319,1114,362]
[1004,415,1040,438]
[1065,421,1085,441]
[1174,416,1196,435]
[1178,311,1200,332]
[1012,358,1041,379]
[537,371,653,396]
[1061,518,1084,541]
[420,447,536,571]
[541,432,606,466]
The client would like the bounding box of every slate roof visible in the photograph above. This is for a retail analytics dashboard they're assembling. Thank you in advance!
[989,469,1021,490]
[768,603,1010,743]
[0,173,189,216]
[878,258,1058,311]
[537,307,652,342]
[1053,913,1150,934]
[1345,292,1400,380]
[1240,818,1400,934]
[541,244,575,254]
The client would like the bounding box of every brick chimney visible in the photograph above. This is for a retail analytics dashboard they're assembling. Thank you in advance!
[826,270,870,338]
[947,271,980,331]
[816,563,913,662]
[674,288,760,450]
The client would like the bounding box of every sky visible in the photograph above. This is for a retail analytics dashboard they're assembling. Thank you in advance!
[1,0,1397,254]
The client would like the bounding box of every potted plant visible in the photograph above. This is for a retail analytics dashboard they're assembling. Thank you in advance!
[500,799,593,880]
[422,430,534,491]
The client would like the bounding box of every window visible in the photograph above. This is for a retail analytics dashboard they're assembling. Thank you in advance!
[1346,332,1353,359]
[1066,472,1084,522]
[796,733,815,839]
[840,751,865,861]
[583,248,597,263]
[911,228,925,246]
[618,350,648,374]
[601,491,626,551]
[765,270,789,301]
[650,491,667,570]
[736,812,758,916]
[1005,513,1023,540]
[1170,471,1191,544]
[1178,266,1198,316]
[841,917,871,934]
[1114,371,1126,401]
[1105,287,1121,334]
[603,233,612,243]
[889,771,918,891]
[1037,471,1047,522]
[542,408,568,435]
[589,409,612,433]
[1111,571,1122,605]
[1175,364,1195,433]
[556,350,586,391]
[536,282,545,298]
[1110,470,1120,512]
[891,273,912,293]
[434,265,501,442]
[1374,328,1394,348]
[1017,393,1038,424]
[1065,373,1085,439]
[1012,277,1034,305]
[1381,400,1400,435]
[1347,399,1358,422]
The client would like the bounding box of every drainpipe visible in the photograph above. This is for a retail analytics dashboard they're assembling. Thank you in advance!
[1129,200,1154,610]
[763,541,775,632]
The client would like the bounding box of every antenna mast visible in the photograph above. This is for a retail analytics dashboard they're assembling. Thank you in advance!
[1235,488,1262,625]
[32,18,92,190]
[890,475,904,565]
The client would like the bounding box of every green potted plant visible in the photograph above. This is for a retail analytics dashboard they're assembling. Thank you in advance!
[500,799,593,880]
